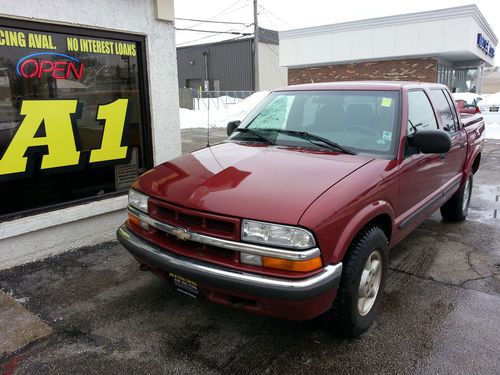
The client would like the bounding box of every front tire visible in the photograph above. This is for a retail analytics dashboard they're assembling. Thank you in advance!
[333,226,389,337]
[440,174,472,222]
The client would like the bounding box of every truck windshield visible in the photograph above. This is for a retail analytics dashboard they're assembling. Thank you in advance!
[229,90,400,156]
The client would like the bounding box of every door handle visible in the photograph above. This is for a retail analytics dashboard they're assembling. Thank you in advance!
[459,142,465,149]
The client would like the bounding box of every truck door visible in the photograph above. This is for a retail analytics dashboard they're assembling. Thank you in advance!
[397,90,445,223]
[429,89,467,188]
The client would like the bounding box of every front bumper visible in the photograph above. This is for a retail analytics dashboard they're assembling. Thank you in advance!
[117,224,342,301]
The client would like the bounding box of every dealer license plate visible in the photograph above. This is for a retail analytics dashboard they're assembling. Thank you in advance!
[490,106,499,112]
[169,272,200,298]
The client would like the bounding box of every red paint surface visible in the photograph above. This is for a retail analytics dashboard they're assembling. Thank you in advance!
[130,82,485,320]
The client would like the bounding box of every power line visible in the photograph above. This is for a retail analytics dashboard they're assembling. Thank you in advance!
[175,17,252,27]
[257,4,294,28]
[179,0,248,30]
[175,27,252,36]
[176,25,253,47]
[177,33,225,47]
[175,0,253,47]
[177,33,252,48]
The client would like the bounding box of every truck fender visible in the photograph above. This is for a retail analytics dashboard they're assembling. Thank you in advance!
[331,200,395,263]
[463,148,481,180]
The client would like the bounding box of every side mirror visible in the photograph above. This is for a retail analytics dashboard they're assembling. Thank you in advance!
[227,120,241,136]
[408,129,451,154]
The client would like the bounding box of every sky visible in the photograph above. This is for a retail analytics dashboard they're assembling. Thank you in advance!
[174,0,500,47]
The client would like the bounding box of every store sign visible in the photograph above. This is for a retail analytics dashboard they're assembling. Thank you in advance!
[16,52,84,79]
[0,99,129,179]
[477,33,495,58]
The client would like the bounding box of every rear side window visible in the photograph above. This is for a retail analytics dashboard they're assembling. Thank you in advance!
[443,90,460,131]
[430,89,458,132]
[407,91,438,135]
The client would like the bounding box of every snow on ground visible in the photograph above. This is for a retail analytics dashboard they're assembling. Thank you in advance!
[484,121,500,139]
[180,91,269,129]
[481,113,500,139]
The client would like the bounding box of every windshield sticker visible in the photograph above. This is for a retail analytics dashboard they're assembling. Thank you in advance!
[381,97,392,107]
[382,131,392,141]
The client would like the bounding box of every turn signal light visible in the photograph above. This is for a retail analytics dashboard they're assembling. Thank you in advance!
[262,256,323,272]
[128,212,149,230]
[240,252,323,272]
[128,212,140,226]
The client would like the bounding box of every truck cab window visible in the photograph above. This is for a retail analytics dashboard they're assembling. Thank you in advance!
[443,90,460,132]
[407,90,438,136]
[430,89,458,132]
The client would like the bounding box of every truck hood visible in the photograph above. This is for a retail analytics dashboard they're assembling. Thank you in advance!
[134,142,374,224]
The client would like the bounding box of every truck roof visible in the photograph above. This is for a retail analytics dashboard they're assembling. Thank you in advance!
[276,81,449,91]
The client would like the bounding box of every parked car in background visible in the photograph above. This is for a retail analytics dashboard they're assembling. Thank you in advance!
[118,82,485,337]
[478,92,500,122]
[452,92,482,114]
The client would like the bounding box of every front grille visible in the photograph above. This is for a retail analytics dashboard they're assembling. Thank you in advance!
[148,197,239,241]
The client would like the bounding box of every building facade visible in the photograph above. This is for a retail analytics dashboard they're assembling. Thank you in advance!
[280,5,497,93]
[177,28,287,92]
[0,0,180,269]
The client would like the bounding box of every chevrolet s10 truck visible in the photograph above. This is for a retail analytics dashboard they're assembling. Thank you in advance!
[117,82,484,337]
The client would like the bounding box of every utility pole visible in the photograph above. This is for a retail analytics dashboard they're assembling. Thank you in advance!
[253,0,259,91]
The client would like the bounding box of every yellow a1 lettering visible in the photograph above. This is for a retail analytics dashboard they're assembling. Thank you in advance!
[90,99,129,163]
[0,100,80,176]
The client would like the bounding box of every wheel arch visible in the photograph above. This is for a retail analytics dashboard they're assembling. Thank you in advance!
[331,201,394,263]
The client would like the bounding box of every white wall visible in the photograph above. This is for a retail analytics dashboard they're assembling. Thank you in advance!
[280,5,497,68]
[0,0,180,269]
[258,42,287,90]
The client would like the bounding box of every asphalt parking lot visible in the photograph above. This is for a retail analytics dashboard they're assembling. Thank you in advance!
[0,133,499,375]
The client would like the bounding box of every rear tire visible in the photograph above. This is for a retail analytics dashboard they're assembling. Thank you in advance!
[332,226,389,337]
[440,174,472,222]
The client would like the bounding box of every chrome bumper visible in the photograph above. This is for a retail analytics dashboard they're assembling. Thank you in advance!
[117,224,343,301]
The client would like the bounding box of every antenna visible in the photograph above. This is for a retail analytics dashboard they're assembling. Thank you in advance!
[207,90,211,147]
[203,51,211,147]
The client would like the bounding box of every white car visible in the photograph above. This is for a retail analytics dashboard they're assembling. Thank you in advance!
[477,92,500,123]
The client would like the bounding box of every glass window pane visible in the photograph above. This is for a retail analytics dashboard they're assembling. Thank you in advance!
[0,23,150,218]
[407,90,438,135]
[232,90,400,156]
[430,89,457,131]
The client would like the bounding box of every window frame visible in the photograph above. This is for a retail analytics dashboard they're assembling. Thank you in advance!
[405,89,439,157]
[442,89,461,133]
[429,88,459,133]
[0,17,153,222]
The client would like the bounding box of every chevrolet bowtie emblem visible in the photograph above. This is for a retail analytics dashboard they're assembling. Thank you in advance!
[172,228,191,241]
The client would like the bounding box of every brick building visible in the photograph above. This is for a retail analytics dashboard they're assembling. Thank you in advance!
[280,5,497,93]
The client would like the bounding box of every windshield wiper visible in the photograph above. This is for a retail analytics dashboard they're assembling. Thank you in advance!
[234,128,275,145]
[275,129,356,155]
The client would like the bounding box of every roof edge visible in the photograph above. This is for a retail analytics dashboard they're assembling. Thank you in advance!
[279,5,497,46]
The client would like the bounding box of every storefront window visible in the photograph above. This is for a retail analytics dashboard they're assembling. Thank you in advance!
[0,20,151,219]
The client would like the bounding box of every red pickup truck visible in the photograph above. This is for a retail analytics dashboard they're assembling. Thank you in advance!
[118,82,484,337]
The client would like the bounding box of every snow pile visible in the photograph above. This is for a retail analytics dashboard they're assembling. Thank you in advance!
[180,91,269,129]
[478,92,500,107]
[485,121,500,139]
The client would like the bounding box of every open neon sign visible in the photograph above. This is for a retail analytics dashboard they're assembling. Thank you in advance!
[16,52,84,79]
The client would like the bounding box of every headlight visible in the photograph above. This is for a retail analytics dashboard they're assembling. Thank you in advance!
[128,189,149,212]
[241,219,316,249]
